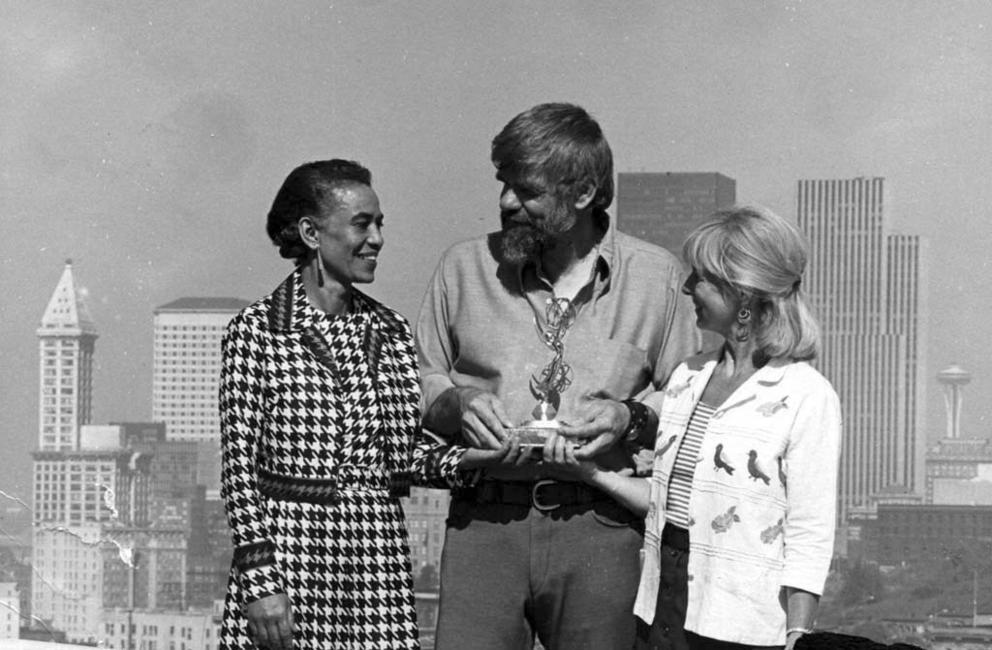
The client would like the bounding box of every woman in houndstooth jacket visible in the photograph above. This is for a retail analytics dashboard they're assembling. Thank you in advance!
[218,160,460,650]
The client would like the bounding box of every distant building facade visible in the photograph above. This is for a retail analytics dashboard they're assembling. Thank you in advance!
[186,499,231,609]
[403,488,449,585]
[152,297,249,444]
[0,582,18,639]
[32,449,152,528]
[616,172,736,258]
[101,607,222,650]
[113,421,167,446]
[101,527,188,611]
[32,523,107,643]
[31,448,153,642]
[927,437,992,505]
[864,504,992,564]
[797,177,928,522]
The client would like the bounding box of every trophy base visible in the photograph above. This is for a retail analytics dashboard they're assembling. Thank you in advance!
[508,421,560,448]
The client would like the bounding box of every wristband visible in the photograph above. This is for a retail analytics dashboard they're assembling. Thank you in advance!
[786,627,813,635]
[620,399,649,443]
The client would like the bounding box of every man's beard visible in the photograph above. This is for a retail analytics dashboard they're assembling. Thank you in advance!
[498,204,571,266]
[499,220,552,266]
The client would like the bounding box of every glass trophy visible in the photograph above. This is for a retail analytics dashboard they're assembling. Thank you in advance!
[509,395,563,449]
[509,297,575,449]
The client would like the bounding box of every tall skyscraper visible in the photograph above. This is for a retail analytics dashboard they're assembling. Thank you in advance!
[31,266,155,642]
[152,298,248,443]
[797,177,928,521]
[616,172,736,257]
[36,260,97,451]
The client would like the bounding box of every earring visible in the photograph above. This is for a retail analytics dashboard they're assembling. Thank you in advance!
[313,246,324,287]
[734,307,751,342]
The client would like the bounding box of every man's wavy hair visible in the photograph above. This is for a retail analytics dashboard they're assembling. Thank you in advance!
[491,103,613,225]
[683,206,821,361]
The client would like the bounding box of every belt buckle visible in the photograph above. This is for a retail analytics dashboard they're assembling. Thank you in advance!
[531,479,560,511]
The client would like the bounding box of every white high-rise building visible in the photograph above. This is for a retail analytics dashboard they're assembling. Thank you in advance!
[152,298,248,443]
[797,177,928,522]
[36,260,97,452]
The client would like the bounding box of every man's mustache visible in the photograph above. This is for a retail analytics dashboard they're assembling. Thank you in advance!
[501,211,534,227]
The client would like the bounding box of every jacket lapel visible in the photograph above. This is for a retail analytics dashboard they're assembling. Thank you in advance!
[353,290,418,495]
[265,270,338,379]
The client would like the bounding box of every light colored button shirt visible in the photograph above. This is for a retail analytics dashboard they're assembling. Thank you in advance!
[634,352,842,646]
[416,222,699,480]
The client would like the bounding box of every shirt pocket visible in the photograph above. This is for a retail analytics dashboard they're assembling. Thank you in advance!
[568,335,650,400]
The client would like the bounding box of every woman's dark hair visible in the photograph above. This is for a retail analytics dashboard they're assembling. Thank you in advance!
[266,159,372,263]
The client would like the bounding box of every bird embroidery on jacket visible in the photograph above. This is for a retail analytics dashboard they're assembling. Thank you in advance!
[711,506,741,533]
[756,396,788,417]
[714,443,735,475]
[657,435,678,457]
[747,450,771,485]
[760,518,784,544]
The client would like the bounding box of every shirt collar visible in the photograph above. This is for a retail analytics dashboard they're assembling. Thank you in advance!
[685,354,793,417]
[512,211,616,296]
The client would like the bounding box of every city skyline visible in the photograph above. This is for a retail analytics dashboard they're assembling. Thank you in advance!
[2,1,991,553]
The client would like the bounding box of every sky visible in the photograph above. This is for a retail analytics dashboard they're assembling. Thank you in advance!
[2,1,991,530]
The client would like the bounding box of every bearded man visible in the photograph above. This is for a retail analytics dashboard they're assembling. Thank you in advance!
[415,102,698,650]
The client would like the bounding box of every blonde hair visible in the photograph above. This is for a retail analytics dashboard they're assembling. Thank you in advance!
[682,206,820,361]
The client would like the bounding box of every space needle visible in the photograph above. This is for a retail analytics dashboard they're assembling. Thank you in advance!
[937,364,972,439]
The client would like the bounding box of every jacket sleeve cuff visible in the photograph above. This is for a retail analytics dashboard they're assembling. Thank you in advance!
[233,540,284,600]
[419,444,474,489]
[780,565,829,597]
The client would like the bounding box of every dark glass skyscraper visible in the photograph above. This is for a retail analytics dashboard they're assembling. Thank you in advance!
[616,172,736,258]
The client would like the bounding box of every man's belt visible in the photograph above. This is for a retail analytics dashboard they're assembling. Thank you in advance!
[455,479,608,512]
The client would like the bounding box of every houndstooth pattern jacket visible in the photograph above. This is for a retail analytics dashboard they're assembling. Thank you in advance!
[219,269,460,599]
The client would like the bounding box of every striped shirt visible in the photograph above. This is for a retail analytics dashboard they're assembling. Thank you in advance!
[665,402,715,528]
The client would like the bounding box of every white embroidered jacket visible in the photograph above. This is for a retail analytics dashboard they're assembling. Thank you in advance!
[634,352,842,645]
